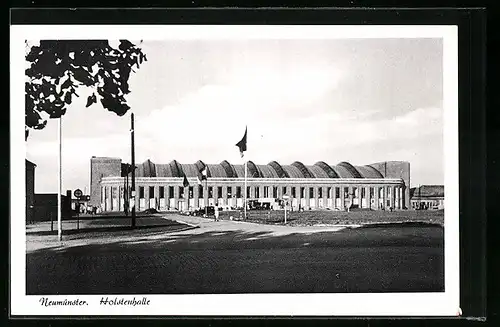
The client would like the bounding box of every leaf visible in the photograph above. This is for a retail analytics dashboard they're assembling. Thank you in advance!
[64,92,72,104]
[60,76,72,90]
[86,93,97,107]
[119,40,133,51]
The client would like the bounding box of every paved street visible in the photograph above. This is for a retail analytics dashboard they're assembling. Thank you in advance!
[26,216,444,294]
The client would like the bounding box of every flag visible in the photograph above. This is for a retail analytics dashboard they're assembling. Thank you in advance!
[235,126,247,158]
[197,165,208,185]
[183,174,189,188]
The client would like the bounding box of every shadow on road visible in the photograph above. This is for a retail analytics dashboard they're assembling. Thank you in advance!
[28,225,444,255]
[26,225,445,295]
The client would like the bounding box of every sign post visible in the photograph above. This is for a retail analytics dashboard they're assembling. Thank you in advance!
[283,195,290,224]
[74,189,83,231]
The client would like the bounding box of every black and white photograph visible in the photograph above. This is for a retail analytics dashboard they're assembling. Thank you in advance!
[11,24,459,316]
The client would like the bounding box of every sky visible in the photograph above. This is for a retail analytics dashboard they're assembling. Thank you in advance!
[25,38,444,193]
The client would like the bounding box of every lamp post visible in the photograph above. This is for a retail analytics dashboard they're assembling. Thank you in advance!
[130,113,136,228]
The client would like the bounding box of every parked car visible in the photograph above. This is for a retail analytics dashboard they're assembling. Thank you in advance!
[193,206,215,217]
[143,208,159,214]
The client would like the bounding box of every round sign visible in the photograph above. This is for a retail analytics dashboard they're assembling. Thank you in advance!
[74,189,83,198]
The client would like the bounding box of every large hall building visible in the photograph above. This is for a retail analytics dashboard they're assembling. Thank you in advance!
[90,157,411,212]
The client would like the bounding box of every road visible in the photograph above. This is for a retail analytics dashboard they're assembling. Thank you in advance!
[26,217,444,294]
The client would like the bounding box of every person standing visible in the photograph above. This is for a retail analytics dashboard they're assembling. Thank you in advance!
[214,204,219,222]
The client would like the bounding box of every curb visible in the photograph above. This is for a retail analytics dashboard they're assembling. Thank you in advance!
[161,216,202,229]
[171,220,200,228]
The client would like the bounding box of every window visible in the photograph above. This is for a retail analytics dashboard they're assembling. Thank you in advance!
[198,185,203,197]
[370,187,374,197]
[263,187,269,198]
[255,187,260,198]
[189,186,193,198]
[149,186,155,198]
[273,187,277,198]
[169,186,174,198]
[139,186,144,199]
[179,187,184,198]
[217,186,222,198]
[344,187,349,198]
[291,187,296,198]
[236,187,241,198]
[335,187,339,198]
[318,187,323,198]
[227,186,232,197]
[159,186,165,198]
[327,187,331,198]
[246,186,250,197]
[361,188,365,198]
[282,187,287,196]
[300,187,305,198]
[208,187,213,198]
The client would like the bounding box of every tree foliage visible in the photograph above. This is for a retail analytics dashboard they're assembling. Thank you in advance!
[25,40,147,139]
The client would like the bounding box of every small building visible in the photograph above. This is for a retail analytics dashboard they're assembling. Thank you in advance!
[410,185,444,210]
[26,160,36,223]
[32,193,72,222]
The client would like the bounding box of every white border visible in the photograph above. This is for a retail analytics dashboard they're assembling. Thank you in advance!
[10,25,459,317]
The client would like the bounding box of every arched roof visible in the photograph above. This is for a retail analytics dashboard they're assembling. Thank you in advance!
[331,165,354,178]
[155,164,174,177]
[182,164,200,178]
[257,165,280,178]
[314,161,339,178]
[169,160,184,177]
[247,161,261,178]
[268,161,289,178]
[133,159,387,179]
[220,160,237,178]
[206,164,227,178]
[308,165,331,178]
[291,161,314,178]
[282,165,305,179]
[355,165,383,178]
[337,161,363,178]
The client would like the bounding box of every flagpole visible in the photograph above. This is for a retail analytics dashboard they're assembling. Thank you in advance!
[205,177,208,217]
[57,116,62,241]
[244,160,247,220]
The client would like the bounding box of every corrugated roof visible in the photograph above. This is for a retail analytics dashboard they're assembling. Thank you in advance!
[282,165,305,179]
[308,165,330,178]
[132,160,392,179]
[410,185,444,198]
[355,166,383,179]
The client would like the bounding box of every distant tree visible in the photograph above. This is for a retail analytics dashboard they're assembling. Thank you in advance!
[25,40,147,139]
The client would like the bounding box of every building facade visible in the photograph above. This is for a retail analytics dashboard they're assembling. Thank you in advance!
[410,185,444,210]
[90,157,410,212]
